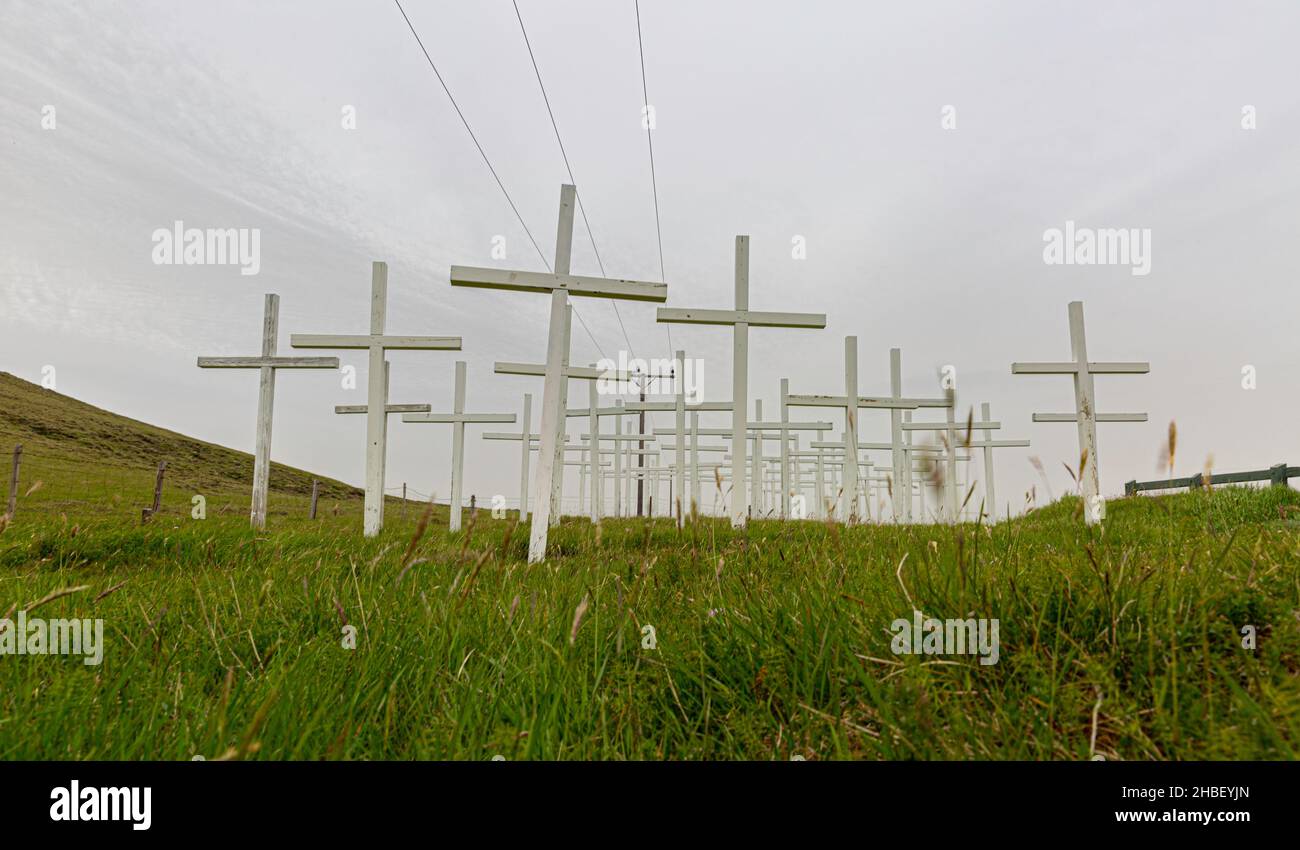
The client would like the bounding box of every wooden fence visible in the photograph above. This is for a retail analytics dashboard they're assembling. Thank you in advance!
[1125,463,1299,495]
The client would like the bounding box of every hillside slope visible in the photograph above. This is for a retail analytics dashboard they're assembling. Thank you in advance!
[0,371,359,500]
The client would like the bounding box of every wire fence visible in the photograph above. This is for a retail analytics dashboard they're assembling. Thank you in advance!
[5,443,971,526]
[0,445,367,523]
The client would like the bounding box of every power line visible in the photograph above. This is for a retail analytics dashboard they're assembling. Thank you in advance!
[634,0,667,286]
[511,0,638,367]
[633,0,673,361]
[392,0,609,361]
[392,0,550,271]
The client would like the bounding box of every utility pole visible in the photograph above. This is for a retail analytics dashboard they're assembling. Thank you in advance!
[633,364,674,517]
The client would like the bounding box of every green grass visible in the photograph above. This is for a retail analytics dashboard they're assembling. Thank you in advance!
[2,481,1298,760]
[2,373,1299,760]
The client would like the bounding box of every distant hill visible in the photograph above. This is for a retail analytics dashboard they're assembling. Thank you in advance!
[0,372,360,500]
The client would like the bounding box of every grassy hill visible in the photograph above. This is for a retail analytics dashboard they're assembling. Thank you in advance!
[0,372,1298,760]
[0,371,362,519]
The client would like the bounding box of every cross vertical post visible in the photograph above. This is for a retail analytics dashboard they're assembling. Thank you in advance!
[521,393,532,520]
[549,303,574,525]
[588,382,600,523]
[843,336,859,523]
[365,264,387,531]
[889,348,907,522]
[253,294,278,529]
[779,378,791,518]
[451,361,467,529]
[751,399,762,517]
[732,236,750,527]
[690,411,700,514]
[675,348,686,527]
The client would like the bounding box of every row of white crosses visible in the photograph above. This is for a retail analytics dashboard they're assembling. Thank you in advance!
[501,300,1133,530]
[199,270,510,535]
[199,183,1143,545]
[786,337,952,524]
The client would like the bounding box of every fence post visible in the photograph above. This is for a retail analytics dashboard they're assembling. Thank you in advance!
[401,482,407,520]
[5,445,20,519]
[1124,480,1136,497]
[1270,463,1287,487]
[309,479,320,519]
[1187,473,1202,492]
[142,461,167,523]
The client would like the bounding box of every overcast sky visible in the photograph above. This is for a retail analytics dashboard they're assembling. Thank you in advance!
[3,0,1298,517]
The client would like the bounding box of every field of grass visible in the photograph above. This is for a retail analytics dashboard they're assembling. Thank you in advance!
[2,373,1299,760]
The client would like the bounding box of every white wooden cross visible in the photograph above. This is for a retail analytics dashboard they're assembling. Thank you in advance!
[198,293,339,529]
[496,353,632,522]
[401,361,515,531]
[789,337,861,520]
[656,235,824,527]
[292,262,461,536]
[333,360,430,519]
[965,401,1030,521]
[626,396,731,519]
[882,348,951,523]
[480,392,538,520]
[566,396,629,522]
[579,423,660,516]
[902,400,991,524]
[754,381,832,519]
[483,427,574,521]
[1012,300,1148,524]
[451,184,667,562]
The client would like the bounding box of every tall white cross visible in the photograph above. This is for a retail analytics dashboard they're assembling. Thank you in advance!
[451,184,666,561]
[656,235,824,527]
[291,262,461,536]
[198,293,339,529]
[402,361,515,531]
[1012,301,1149,523]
